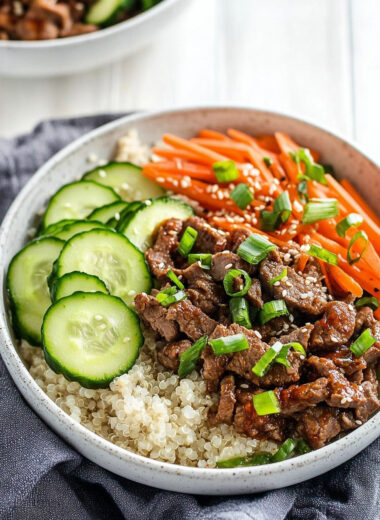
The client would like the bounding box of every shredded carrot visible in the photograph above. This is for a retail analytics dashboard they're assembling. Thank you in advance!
[143,160,215,183]
[255,134,281,153]
[197,129,231,141]
[340,179,380,227]
[326,264,363,298]
[152,147,212,165]
[297,253,309,272]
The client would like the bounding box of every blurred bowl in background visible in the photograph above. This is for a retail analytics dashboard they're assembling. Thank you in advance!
[0,0,189,77]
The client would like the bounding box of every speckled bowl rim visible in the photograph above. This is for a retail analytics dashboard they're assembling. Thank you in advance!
[0,106,379,492]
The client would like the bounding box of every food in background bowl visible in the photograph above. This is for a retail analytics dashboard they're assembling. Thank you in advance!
[6,126,380,470]
[0,0,162,40]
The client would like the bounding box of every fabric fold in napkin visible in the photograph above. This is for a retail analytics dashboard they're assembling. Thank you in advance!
[0,115,379,520]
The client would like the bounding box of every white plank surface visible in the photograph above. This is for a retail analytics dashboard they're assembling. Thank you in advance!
[0,0,379,162]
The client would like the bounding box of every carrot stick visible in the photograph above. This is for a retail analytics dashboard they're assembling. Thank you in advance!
[144,160,215,182]
[152,147,212,165]
[190,138,248,162]
[255,134,281,153]
[326,264,363,298]
[162,134,228,165]
[297,253,309,272]
[275,132,300,155]
[227,128,257,147]
[209,218,291,248]
[340,179,380,227]
[197,129,231,141]
[318,259,334,295]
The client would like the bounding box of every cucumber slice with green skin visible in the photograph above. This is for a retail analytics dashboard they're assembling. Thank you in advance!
[38,219,77,238]
[115,201,145,231]
[42,180,120,230]
[83,162,164,201]
[53,220,107,241]
[42,292,143,389]
[55,229,151,305]
[122,196,194,252]
[85,0,135,25]
[6,237,65,345]
[87,201,130,225]
[51,271,109,302]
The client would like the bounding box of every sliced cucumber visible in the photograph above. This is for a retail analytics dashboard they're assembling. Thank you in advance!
[53,220,107,241]
[55,229,151,305]
[51,271,109,302]
[38,219,77,238]
[85,0,135,25]
[42,180,120,230]
[114,201,145,231]
[42,292,143,388]
[6,237,64,345]
[83,162,164,201]
[121,196,194,252]
[87,201,130,224]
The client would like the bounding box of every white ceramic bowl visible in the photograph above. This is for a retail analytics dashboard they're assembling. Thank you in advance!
[0,0,188,77]
[0,107,379,495]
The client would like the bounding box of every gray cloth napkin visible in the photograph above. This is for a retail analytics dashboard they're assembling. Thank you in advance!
[0,115,379,520]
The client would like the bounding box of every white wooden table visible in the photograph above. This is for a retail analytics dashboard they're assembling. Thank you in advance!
[0,0,379,162]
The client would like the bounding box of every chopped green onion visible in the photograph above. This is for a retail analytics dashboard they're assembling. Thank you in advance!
[273,191,292,223]
[269,268,287,285]
[231,183,254,210]
[212,160,239,183]
[298,180,309,203]
[253,390,281,415]
[156,287,187,307]
[355,296,379,310]
[271,438,297,463]
[237,233,277,264]
[302,198,339,224]
[188,253,212,270]
[263,157,272,167]
[260,210,281,232]
[178,335,207,378]
[229,297,252,328]
[347,230,368,265]
[292,148,328,185]
[223,268,252,297]
[210,333,249,355]
[167,269,184,290]
[259,300,289,325]
[216,452,272,468]
[350,328,376,357]
[308,244,338,265]
[295,439,311,455]
[336,213,363,238]
[275,342,306,368]
[252,341,283,377]
[178,226,198,257]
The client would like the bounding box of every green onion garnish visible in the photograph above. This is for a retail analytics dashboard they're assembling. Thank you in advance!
[308,244,338,265]
[260,210,281,232]
[347,230,368,265]
[167,269,184,290]
[263,157,272,167]
[178,335,208,378]
[259,300,289,325]
[237,233,277,264]
[269,268,287,285]
[350,328,376,357]
[253,391,281,415]
[295,439,311,454]
[223,268,252,297]
[275,342,306,368]
[302,198,339,224]
[336,213,363,238]
[229,297,252,329]
[230,183,254,210]
[156,287,187,307]
[273,191,292,223]
[210,333,250,355]
[216,452,272,468]
[178,226,198,257]
[188,253,212,270]
[355,296,379,310]
[252,341,283,377]
[292,148,328,185]
[212,160,239,183]
[297,180,309,203]
[271,438,297,463]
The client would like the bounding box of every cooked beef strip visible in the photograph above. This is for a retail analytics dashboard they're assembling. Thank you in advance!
[228,228,251,253]
[324,345,366,377]
[260,250,328,315]
[210,252,256,281]
[354,306,374,334]
[276,378,329,414]
[182,263,225,316]
[355,367,380,422]
[184,216,227,253]
[144,218,183,280]
[134,292,179,342]
[365,320,380,364]
[254,316,293,342]
[295,405,342,449]
[307,356,367,408]
[234,391,286,442]
[157,340,191,371]
[214,375,236,424]
[166,298,217,341]
[272,323,313,351]
[201,324,233,392]
[246,278,264,308]
[310,301,356,352]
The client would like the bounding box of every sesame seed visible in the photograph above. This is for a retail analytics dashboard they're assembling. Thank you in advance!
[355,420,362,425]
[282,290,288,297]
[145,199,152,206]
[348,304,354,311]
[286,281,292,287]
[123,337,130,343]
[284,253,291,262]
[157,177,165,183]
[87,153,98,163]
[253,330,262,339]
[240,384,249,389]
[224,263,233,270]
[121,183,130,190]
[300,293,308,299]
[98,169,107,178]
[115,212,120,221]
[274,281,281,287]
